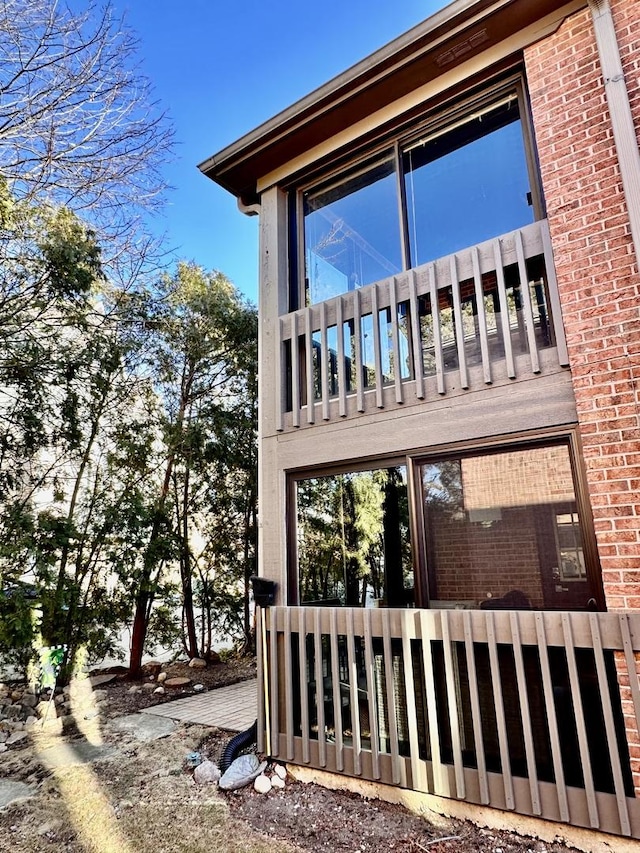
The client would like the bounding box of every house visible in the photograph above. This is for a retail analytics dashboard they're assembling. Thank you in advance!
[199,0,640,843]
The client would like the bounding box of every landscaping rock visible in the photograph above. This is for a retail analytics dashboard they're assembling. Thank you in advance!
[0,780,34,808]
[153,686,165,695]
[194,760,221,785]
[164,677,191,690]
[271,774,285,789]
[91,689,108,703]
[110,713,176,742]
[157,672,168,683]
[141,660,163,678]
[35,700,51,717]
[6,730,28,747]
[188,657,207,669]
[254,773,272,793]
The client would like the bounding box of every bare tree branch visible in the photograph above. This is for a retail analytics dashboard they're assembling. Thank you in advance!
[0,0,174,247]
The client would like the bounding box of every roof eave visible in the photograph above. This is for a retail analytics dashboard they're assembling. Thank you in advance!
[199,0,582,200]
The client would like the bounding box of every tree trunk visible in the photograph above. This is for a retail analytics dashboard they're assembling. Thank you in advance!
[129,588,152,679]
[128,362,194,678]
[179,465,199,659]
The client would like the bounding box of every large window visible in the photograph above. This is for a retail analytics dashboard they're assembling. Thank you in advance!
[291,439,602,612]
[403,95,534,266]
[419,441,602,611]
[297,82,539,307]
[294,465,412,607]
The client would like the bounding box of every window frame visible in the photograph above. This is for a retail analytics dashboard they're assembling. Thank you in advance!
[286,428,605,612]
[410,428,605,611]
[289,71,544,312]
[286,455,410,606]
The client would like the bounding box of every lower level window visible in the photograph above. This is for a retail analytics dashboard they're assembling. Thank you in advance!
[420,441,600,611]
[295,466,412,607]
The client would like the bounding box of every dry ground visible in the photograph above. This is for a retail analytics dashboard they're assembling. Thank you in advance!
[0,656,587,853]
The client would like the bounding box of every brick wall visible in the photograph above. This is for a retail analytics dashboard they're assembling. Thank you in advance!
[429,506,545,606]
[524,0,640,790]
[524,1,640,612]
[461,446,575,510]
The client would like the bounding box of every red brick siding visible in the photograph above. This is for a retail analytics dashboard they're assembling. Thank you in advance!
[524,2,640,613]
[525,0,640,790]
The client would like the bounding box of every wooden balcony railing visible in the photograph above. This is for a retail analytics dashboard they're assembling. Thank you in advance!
[276,219,569,431]
[259,606,640,838]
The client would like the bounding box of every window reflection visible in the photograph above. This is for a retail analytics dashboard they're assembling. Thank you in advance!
[299,92,539,307]
[421,444,599,611]
[296,466,412,607]
[304,155,402,304]
[403,96,534,266]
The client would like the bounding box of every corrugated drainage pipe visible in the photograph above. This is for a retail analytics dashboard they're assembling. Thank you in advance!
[220,719,258,773]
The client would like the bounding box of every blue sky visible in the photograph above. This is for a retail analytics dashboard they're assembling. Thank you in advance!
[117,1,445,303]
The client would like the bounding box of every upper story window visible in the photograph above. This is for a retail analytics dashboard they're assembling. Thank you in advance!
[403,95,534,266]
[303,153,402,304]
[296,80,541,307]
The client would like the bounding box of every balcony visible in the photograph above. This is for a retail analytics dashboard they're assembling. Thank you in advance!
[259,605,640,839]
[276,219,568,432]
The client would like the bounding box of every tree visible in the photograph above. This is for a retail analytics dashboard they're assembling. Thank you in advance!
[128,263,257,676]
[0,0,173,244]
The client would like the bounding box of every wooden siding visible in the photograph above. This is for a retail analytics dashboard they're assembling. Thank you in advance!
[278,220,568,432]
[262,605,640,838]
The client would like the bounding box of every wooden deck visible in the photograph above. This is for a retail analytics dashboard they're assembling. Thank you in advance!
[141,679,257,732]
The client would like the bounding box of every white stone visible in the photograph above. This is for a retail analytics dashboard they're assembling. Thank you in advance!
[254,774,272,794]
[141,682,156,692]
[127,685,142,694]
[193,760,221,785]
[188,657,207,669]
[157,672,168,683]
[153,686,165,695]
[193,684,204,692]
[271,774,285,789]
[273,764,287,780]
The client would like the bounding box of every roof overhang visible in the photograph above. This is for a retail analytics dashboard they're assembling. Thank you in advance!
[199,0,586,204]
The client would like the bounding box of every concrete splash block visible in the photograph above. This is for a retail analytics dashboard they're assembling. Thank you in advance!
[110,713,176,741]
